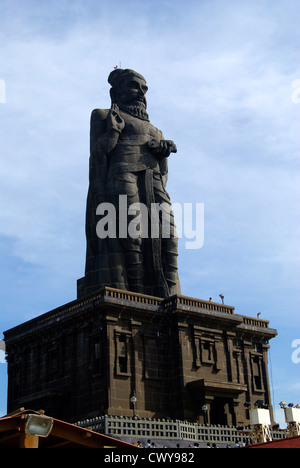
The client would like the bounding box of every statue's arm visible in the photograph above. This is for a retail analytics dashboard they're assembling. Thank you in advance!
[90,107,124,155]
[148,128,177,187]
[148,127,177,160]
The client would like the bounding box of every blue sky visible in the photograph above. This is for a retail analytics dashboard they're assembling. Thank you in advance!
[0,0,299,427]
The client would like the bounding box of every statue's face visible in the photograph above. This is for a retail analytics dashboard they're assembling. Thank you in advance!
[116,76,148,107]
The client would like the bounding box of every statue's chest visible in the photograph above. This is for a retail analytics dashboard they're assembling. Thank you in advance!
[121,115,160,142]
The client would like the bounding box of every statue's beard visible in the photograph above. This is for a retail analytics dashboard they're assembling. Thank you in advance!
[118,99,149,121]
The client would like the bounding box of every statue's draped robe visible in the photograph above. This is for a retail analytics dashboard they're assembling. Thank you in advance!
[83,108,180,298]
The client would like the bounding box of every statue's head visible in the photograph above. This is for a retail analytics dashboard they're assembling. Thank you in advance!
[108,69,149,120]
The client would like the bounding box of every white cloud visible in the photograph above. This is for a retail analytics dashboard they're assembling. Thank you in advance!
[0,0,300,422]
[0,0,299,329]
[0,2,299,281]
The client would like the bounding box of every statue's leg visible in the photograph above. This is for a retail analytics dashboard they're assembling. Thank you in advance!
[152,173,181,296]
[112,172,145,293]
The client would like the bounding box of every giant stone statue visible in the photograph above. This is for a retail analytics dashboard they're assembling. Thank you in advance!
[82,69,180,298]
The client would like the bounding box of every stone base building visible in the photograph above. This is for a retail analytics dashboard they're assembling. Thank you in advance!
[4,287,277,427]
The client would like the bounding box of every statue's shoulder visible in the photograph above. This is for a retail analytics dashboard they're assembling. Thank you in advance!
[91,108,110,122]
[90,109,110,151]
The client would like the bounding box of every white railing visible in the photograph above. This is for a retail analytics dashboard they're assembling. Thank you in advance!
[75,414,287,445]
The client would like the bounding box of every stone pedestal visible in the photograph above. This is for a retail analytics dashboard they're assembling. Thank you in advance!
[4,288,277,426]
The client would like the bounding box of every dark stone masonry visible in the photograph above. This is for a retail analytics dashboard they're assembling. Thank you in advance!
[4,287,277,426]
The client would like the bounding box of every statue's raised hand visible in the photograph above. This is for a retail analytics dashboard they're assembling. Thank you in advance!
[107,103,125,133]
